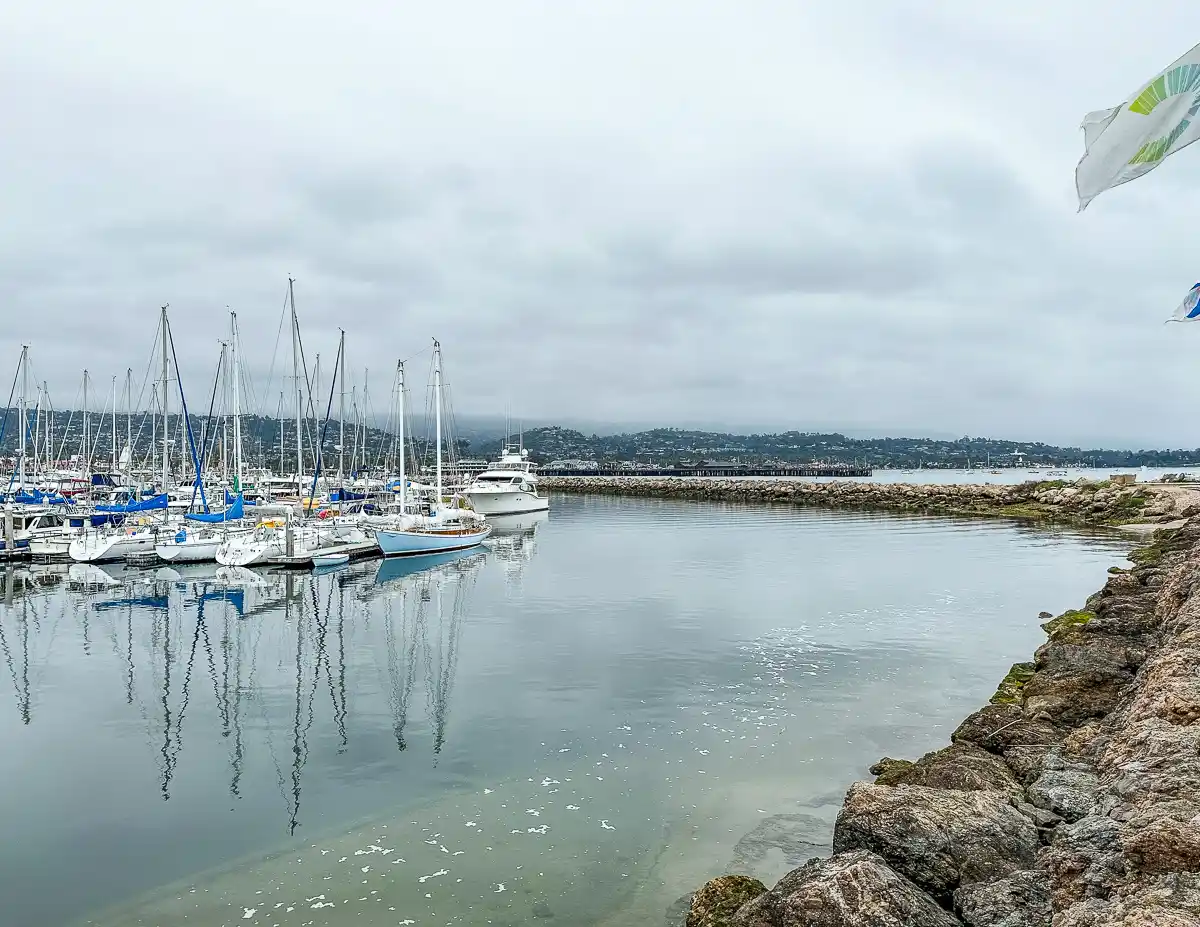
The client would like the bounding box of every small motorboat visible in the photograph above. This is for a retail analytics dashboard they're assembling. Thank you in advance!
[312,552,350,568]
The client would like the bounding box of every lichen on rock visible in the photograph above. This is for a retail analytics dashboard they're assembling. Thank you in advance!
[686,875,767,927]
[990,662,1036,704]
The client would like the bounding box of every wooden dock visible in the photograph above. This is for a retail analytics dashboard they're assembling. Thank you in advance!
[268,538,380,568]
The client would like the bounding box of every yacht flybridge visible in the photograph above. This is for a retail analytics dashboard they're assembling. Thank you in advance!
[463,445,550,516]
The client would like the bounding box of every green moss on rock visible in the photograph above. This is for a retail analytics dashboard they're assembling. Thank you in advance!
[869,756,916,785]
[990,661,1037,704]
[687,875,768,927]
[1040,609,1096,640]
[1129,527,1185,565]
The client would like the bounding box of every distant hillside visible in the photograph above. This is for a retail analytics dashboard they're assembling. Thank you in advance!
[517,426,1200,469]
[2,411,1198,470]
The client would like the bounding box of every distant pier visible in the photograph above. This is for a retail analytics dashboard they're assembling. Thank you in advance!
[538,466,871,478]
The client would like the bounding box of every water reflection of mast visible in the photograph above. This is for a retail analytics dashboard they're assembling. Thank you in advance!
[161,586,206,800]
[286,575,334,835]
[423,557,478,756]
[0,574,32,724]
[383,579,421,752]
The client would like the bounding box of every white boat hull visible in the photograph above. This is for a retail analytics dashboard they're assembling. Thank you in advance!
[69,531,159,564]
[215,537,281,567]
[29,533,74,558]
[376,524,492,558]
[463,490,549,516]
[155,537,224,563]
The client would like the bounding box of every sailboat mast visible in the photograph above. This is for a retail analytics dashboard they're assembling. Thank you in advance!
[288,278,302,486]
[161,305,170,491]
[278,392,285,477]
[231,312,242,491]
[17,345,28,489]
[125,367,132,477]
[33,382,42,479]
[338,330,345,485]
[150,383,157,484]
[110,375,117,476]
[433,340,443,510]
[43,381,51,471]
[397,360,405,513]
[82,369,90,479]
[220,341,229,486]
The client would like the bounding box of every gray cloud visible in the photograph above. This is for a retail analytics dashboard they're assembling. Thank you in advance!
[3,1,1200,447]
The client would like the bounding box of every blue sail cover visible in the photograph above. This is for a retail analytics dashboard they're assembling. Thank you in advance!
[96,493,169,513]
[11,489,69,505]
[185,494,244,523]
[225,490,256,506]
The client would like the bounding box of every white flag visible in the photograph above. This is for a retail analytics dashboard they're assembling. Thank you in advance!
[1076,42,1200,210]
[1171,282,1200,322]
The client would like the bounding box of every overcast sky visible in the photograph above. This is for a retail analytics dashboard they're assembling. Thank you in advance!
[5,2,1200,447]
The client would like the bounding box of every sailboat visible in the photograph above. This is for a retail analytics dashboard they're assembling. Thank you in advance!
[215,284,366,567]
[70,308,177,563]
[216,281,309,567]
[156,313,250,563]
[376,340,491,558]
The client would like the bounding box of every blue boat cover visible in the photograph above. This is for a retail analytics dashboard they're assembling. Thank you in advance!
[96,493,169,513]
[12,489,69,505]
[186,494,244,523]
[225,490,256,506]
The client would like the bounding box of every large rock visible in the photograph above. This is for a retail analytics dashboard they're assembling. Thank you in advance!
[952,703,1060,753]
[731,851,960,927]
[833,783,1039,903]
[953,870,1051,927]
[687,875,767,927]
[870,743,1023,798]
[1122,819,1200,875]
[1026,753,1100,823]
[1021,666,1129,727]
[1040,816,1124,910]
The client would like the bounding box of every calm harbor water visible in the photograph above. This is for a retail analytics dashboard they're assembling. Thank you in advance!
[0,495,1131,927]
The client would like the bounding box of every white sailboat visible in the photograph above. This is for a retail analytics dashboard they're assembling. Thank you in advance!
[156,312,251,563]
[71,307,176,563]
[376,340,491,558]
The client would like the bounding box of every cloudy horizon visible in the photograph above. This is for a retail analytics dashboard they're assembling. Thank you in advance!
[5,3,1200,448]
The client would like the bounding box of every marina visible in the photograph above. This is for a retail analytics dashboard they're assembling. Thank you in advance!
[0,495,1131,927]
[0,289,514,573]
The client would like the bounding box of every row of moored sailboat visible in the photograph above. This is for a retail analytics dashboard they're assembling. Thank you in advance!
[0,283,549,568]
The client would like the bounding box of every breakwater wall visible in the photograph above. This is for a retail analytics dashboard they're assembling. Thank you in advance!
[540,476,1183,526]
[685,521,1200,926]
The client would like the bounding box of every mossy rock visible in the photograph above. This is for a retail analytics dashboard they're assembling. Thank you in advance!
[990,661,1037,704]
[687,875,768,927]
[869,756,916,785]
[1040,610,1095,640]
[1129,527,1186,565]
[995,504,1055,521]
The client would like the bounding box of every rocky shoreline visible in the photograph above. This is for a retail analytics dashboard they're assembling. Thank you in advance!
[540,477,1185,526]
[684,520,1200,926]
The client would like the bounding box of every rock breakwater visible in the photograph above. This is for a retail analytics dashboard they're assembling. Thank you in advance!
[541,477,1180,526]
[685,521,1200,926]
